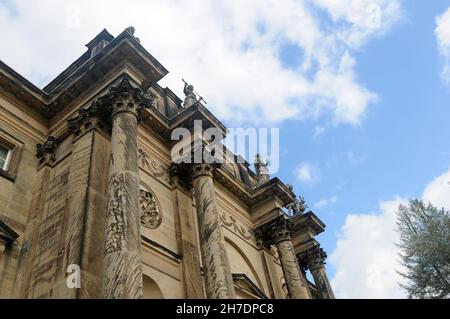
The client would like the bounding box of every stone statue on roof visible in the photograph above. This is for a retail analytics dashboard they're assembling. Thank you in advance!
[254,153,270,185]
[183,80,198,108]
[287,195,307,216]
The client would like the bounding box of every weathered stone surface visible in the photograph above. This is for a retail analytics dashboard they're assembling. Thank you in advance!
[12,165,51,298]
[256,216,311,299]
[0,29,334,300]
[191,163,235,299]
[102,78,153,299]
[298,246,335,299]
[276,240,310,299]
[170,172,204,298]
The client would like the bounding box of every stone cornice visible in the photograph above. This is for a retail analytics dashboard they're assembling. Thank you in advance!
[169,102,228,137]
[213,168,295,208]
[0,60,49,120]
[291,211,325,237]
[168,161,295,210]
[0,28,168,121]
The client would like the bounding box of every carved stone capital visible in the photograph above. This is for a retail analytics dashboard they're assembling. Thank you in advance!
[68,100,108,137]
[298,245,327,271]
[191,162,220,180]
[256,215,293,246]
[168,162,221,188]
[168,163,192,189]
[99,78,155,119]
[36,136,58,166]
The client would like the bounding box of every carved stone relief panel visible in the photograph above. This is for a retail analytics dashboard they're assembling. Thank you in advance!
[219,211,255,245]
[139,187,162,229]
[138,147,170,185]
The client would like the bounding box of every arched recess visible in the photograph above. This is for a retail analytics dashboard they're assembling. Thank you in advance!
[224,237,265,295]
[143,275,164,299]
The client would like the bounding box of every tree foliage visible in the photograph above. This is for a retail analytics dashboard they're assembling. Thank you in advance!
[396,199,450,298]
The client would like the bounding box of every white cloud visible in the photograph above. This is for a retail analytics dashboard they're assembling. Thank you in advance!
[330,167,450,298]
[330,198,407,298]
[435,7,450,84]
[422,168,450,209]
[0,0,402,125]
[314,195,338,209]
[294,162,321,186]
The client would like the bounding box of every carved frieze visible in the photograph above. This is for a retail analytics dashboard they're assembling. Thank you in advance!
[138,148,170,184]
[219,211,254,244]
[139,188,162,229]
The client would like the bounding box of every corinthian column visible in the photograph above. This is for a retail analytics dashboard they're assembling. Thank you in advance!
[300,246,335,299]
[261,216,311,299]
[102,78,153,299]
[191,163,235,299]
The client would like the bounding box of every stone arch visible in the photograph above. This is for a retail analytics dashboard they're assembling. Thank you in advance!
[143,275,164,299]
[224,237,264,292]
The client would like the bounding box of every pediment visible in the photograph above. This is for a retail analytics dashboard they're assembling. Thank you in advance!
[233,273,267,299]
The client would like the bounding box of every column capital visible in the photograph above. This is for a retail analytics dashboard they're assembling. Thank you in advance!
[298,245,327,271]
[99,77,156,119]
[191,162,221,180]
[68,100,109,137]
[36,136,58,166]
[168,162,221,188]
[68,78,156,138]
[256,215,293,246]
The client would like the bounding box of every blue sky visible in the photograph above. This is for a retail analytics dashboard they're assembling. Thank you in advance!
[273,1,450,297]
[1,0,450,298]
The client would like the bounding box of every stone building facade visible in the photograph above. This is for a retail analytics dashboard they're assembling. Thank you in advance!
[0,28,334,299]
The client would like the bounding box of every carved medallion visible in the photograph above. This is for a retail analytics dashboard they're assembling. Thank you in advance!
[139,189,162,229]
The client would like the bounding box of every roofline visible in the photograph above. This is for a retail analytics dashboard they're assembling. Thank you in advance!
[0,60,48,100]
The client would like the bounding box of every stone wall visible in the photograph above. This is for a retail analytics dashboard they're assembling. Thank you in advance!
[0,72,297,300]
[0,93,46,298]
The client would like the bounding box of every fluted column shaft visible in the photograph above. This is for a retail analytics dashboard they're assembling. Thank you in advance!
[191,164,235,299]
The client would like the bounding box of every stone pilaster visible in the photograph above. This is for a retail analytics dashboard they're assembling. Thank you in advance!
[191,163,235,299]
[258,216,311,299]
[101,78,153,299]
[48,104,111,298]
[12,137,56,298]
[299,246,335,299]
[169,165,204,299]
